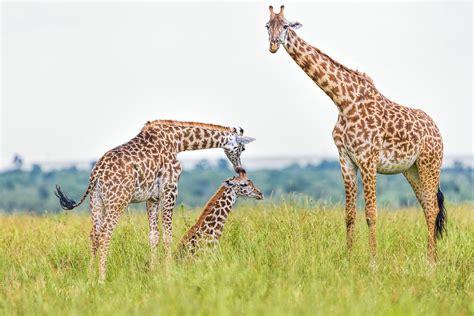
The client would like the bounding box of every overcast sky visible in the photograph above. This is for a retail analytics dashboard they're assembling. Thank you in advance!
[1,1,472,169]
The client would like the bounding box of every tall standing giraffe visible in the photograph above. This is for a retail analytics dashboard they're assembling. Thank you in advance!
[177,175,263,257]
[55,119,255,282]
[266,5,446,262]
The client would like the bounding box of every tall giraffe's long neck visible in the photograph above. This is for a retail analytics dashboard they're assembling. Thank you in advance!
[181,186,237,247]
[173,126,232,152]
[284,30,372,112]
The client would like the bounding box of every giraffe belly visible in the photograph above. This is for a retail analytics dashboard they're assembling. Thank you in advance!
[131,179,161,203]
[376,151,418,175]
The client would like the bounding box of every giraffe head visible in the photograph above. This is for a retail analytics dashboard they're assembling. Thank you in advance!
[224,127,255,176]
[266,5,302,53]
[224,176,264,200]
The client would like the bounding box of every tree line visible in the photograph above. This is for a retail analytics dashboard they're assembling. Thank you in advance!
[0,159,472,213]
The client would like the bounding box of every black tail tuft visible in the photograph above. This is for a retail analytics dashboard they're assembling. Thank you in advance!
[435,187,447,239]
[55,185,78,210]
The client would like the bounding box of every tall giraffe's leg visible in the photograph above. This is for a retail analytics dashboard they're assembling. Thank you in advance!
[338,151,358,254]
[359,158,378,259]
[403,165,426,210]
[416,155,442,263]
[161,183,178,259]
[146,199,160,268]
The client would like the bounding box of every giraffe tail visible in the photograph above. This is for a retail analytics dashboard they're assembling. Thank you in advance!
[55,184,89,210]
[435,187,447,239]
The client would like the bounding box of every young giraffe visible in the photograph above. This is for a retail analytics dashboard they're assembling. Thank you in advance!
[55,119,255,282]
[177,175,263,257]
[266,6,446,262]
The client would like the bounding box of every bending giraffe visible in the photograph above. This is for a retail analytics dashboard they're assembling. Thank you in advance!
[266,5,446,262]
[177,175,263,257]
[55,119,255,282]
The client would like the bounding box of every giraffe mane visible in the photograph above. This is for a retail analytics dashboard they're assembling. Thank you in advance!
[313,45,375,86]
[290,30,375,87]
[181,184,229,242]
[142,120,233,133]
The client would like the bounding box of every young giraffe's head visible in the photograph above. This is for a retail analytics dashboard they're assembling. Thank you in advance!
[224,175,264,200]
[266,5,302,53]
[224,127,255,176]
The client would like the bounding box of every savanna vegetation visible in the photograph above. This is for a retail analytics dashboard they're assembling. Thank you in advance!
[1,203,472,315]
[1,158,472,314]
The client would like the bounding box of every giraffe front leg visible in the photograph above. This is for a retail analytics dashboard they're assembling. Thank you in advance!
[360,160,378,260]
[338,151,358,255]
[146,199,160,269]
[161,183,178,260]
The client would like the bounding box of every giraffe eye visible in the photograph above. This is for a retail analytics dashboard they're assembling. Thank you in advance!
[265,24,269,29]
[283,25,289,29]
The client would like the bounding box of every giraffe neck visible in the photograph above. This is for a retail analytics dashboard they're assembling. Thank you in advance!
[180,185,237,250]
[142,121,234,152]
[284,29,375,113]
[174,126,233,152]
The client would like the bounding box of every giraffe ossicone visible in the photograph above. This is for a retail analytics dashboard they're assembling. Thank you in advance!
[55,119,256,282]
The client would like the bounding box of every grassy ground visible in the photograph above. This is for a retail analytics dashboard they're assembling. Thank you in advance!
[0,203,473,315]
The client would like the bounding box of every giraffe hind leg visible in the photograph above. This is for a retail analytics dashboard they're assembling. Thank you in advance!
[404,163,445,262]
[90,187,105,260]
[97,206,124,283]
[403,165,426,209]
[415,155,443,263]
[97,190,132,283]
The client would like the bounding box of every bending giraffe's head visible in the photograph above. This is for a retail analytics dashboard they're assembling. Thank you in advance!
[224,176,264,200]
[224,127,255,176]
[266,5,302,53]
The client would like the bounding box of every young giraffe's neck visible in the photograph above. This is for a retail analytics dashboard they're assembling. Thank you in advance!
[179,185,237,253]
[142,120,234,152]
[284,30,376,113]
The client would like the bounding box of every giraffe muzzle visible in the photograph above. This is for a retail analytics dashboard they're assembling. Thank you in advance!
[269,42,280,53]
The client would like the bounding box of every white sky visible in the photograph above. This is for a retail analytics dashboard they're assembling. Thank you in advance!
[1,1,473,169]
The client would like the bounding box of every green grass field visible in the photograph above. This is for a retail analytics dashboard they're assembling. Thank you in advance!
[1,203,473,315]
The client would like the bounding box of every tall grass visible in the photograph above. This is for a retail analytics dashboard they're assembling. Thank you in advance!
[1,203,473,315]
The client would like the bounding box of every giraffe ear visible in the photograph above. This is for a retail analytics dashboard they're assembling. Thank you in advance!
[236,136,256,145]
[289,22,303,29]
[224,179,234,187]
